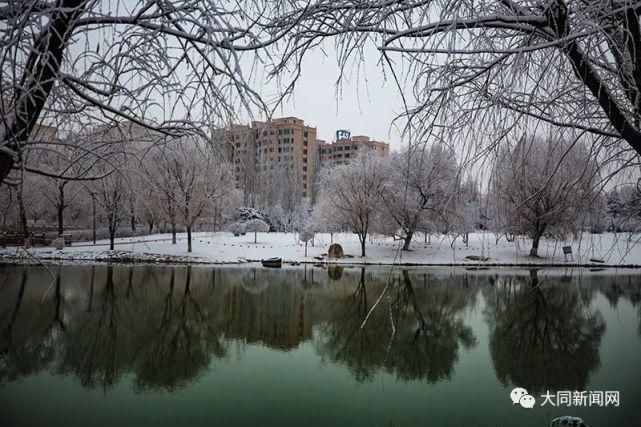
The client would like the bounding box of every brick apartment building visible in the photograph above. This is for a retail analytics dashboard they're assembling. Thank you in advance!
[214,118,389,202]
[316,134,389,165]
[214,117,317,200]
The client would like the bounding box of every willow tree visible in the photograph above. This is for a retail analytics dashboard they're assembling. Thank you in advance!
[149,137,234,253]
[490,135,599,257]
[0,0,279,185]
[265,1,641,162]
[382,144,460,250]
[315,152,389,257]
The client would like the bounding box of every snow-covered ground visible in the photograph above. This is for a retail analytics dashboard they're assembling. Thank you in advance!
[1,231,640,267]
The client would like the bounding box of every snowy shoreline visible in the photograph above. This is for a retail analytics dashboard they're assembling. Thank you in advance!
[1,231,640,269]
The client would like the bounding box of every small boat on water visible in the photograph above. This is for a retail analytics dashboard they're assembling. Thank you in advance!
[262,257,282,268]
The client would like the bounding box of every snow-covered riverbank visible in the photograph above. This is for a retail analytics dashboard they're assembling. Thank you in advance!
[1,231,640,267]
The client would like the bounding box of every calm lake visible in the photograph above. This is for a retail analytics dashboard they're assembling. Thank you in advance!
[1,264,640,426]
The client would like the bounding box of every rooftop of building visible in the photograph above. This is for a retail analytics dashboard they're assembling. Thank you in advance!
[252,116,316,130]
[318,135,388,147]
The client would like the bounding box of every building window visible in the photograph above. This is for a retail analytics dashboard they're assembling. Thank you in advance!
[278,129,282,135]
[345,153,350,158]
[303,166,307,171]
[303,131,308,137]
[303,157,307,163]
[303,140,308,146]
[303,192,307,197]
[303,149,307,155]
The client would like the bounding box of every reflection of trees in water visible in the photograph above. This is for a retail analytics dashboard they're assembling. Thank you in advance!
[57,265,230,392]
[485,270,605,394]
[593,274,641,336]
[314,269,478,383]
[134,266,228,392]
[0,267,62,383]
[1,265,639,394]
[0,265,320,391]
[57,265,129,390]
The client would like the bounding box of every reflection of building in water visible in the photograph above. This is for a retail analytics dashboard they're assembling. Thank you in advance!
[224,283,312,351]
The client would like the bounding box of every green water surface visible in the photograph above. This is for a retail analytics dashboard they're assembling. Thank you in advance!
[1,265,639,426]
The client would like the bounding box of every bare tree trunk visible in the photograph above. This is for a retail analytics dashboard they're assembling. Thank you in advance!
[148,221,154,234]
[402,231,413,251]
[167,196,177,244]
[185,196,191,252]
[0,155,13,188]
[530,234,541,257]
[0,0,91,185]
[91,195,96,244]
[359,234,366,257]
[130,200,136,233]
[109,224,115,250]
[57,183,65,236]
[17,171,28,237]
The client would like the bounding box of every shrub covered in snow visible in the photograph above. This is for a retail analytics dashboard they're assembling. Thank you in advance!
[233,207,282,231]
[234,207,266,221]
[228,221,247,236]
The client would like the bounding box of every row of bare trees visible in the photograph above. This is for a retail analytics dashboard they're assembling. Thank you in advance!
[313,133,612,257]
[0,121,237,252]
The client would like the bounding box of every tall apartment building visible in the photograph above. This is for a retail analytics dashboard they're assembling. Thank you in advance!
[214,123,258,203]
[316,134,389,165]
[213,117,317,201]
[214,119,389,203]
